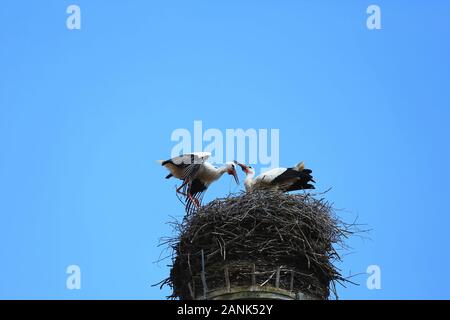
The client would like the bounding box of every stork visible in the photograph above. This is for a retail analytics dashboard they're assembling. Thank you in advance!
[159,152,239,212]
[159,151,210,184]
[235,161,315,192]
[184,161,239,213]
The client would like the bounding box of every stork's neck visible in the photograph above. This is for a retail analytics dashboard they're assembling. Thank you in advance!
[244,171,255,191]
[216,165,229,177]
[202,162,228,183]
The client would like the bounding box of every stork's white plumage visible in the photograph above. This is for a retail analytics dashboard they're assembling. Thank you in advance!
[236,161,315,192]
[184,161,239,212]
[158,152,211,180]
[159,153,239,212]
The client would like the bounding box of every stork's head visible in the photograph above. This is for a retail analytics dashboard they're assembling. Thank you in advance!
[225,161,240,184]
[234,161,255,175]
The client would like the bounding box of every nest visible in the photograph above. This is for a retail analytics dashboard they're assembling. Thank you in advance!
[159,190,356,300]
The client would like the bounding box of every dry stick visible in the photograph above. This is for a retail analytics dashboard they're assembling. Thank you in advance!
[187,253,193,275]
[260,270,276,287]
[290,271,295,292]
[216,237,223,258]
[275,266,281,288]
[187,282,195,299]
[224,266,231,292]
[187,253,195,298]
[222,237,227,260]
[191,223,209,243]
[200,249,208,299]
[252,264,256,286]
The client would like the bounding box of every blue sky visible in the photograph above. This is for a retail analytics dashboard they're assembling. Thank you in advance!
[1,0,450,299]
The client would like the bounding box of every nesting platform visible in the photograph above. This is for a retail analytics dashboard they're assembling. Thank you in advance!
[161,190,352,300]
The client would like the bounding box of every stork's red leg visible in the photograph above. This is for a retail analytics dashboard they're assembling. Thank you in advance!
[188,193,201,208]
[176,179,189,196]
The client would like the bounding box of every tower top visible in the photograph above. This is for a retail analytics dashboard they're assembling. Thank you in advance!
[163,190,353,300]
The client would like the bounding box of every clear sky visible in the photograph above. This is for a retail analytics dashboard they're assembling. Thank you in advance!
[1,0,450,299]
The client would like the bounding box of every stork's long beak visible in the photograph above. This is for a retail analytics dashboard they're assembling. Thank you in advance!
[232,168,240,184]
[234,160,248,172]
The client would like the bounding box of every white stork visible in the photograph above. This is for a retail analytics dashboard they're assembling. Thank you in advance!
[159,152,210,181]
[159,152,239,211]
[184,161,239,212]
[235,161,315,192]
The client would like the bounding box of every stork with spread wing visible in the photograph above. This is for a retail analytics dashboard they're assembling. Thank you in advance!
[160,152,239,212]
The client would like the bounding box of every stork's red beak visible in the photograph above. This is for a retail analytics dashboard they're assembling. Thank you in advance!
[227,161,239,184]
[234,160,248,173]
[231,168,239,184]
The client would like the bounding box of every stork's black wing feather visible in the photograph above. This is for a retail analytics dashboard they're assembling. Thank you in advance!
[163,153,208,181]
[188,178,208,195]
[271,167,315,192]
[271,168,300,184]
[184,179,208,215]
[182,163,202,181]
[285,180,315,192]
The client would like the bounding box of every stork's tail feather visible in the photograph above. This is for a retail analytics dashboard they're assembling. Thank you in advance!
[298,168,315,188]
[158,159,173,166]
[156,160,168,166]
[294,161,305,171]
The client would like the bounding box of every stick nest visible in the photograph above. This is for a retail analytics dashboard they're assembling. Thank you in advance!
[160,190,356,300]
